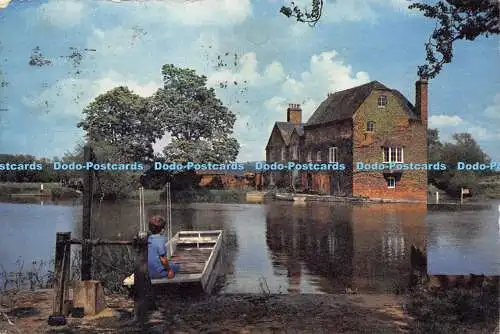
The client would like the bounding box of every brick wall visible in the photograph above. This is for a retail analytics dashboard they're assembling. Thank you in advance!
[352,89,427,201]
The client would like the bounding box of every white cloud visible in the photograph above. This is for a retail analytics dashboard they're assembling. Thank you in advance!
[22,72,161,116]
[484,93,500,118]
[323,0,378,23]
[287,0,413,24]
[0,0,12,9]
[115,0,252,27]
[35,0,85,28]
[429,115,464,127]
[153,133,172,156]
[463,125,500,141]
[266,50,370,120]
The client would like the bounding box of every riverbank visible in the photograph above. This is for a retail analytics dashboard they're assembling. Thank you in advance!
[0,280,497,334]
[0,182,80,200]
[275,192,426,204]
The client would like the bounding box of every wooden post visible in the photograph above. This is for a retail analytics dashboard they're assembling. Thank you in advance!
[82,145,93,281]
[134,232,153,328]
[52,232,71,316]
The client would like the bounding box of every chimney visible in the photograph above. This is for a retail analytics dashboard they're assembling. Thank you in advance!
[287,103,302,124]
[415,79,428,125]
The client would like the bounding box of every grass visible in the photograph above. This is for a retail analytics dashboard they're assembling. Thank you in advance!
[128,188,249,204]
[0,182,80,200]
[406,277,499,333]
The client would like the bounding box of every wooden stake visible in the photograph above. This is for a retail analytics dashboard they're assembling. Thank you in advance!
[134,232,152,328]
[82,145,93,281]
[52,232,71,316]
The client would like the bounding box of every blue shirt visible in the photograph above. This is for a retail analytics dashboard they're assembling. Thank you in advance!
[148,234,168,278]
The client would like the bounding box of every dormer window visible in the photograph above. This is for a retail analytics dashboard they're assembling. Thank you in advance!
[366,121,375,132]
[316,151,322,162]
[377,95,388,107]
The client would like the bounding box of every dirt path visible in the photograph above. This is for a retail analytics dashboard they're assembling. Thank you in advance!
[1,290,412,333]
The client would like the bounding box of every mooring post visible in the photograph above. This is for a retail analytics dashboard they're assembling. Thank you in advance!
[48,232,71,326]
[134,232,152,328]
[82,145,93,281]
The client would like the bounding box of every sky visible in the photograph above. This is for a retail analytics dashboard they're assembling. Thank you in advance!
[0,0,499,162]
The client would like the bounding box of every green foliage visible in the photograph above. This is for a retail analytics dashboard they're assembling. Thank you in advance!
[77,86,163,163]
[50,187,62,199]
[409,0,499,79]
[90,140,142,200]
[280,1,499,79]
[0,154,59,183]
[150,64,239,163]
[428,129,491,197]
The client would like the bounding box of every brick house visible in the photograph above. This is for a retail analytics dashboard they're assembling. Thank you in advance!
[264,80,428,202]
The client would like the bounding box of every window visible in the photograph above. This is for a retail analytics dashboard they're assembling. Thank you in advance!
[377,95,388,107]
[281,147,285,161]
[383,147,403,163]
[307,151,312,162]
[316,151,322,162]
[328,147,337,163]
[291,145,298,160]
[366,121,375,132]
[387,177,396,189]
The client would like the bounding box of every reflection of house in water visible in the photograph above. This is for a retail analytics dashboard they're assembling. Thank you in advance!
[351,204,426,292]
[382,215,406,263]
[265,204,354,293]
[265,203,426,293]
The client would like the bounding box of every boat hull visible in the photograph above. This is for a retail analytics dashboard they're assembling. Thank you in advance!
[123,230,223,293]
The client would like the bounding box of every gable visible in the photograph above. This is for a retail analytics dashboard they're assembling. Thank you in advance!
[265,124,285,149]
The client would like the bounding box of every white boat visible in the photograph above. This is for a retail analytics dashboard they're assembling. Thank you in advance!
[123,230,223,293]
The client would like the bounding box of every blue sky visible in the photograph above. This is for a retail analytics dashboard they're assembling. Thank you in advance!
[0,0,499,161]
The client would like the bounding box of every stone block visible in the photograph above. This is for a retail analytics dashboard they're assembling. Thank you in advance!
[73,280,105,316]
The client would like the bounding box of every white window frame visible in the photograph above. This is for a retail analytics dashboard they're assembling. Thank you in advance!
[316,150,321,162]
[307,151,312,162]
[387,176,396,189]
[383,147,403,163]
[366,121,375,132]
[328,147,337,163]
[281,147,285,161]
[377,95,388,108]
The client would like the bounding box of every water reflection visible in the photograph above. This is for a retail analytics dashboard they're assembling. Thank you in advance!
[266,203,426,293]
[427,201,500,275]
[0,200,428,294]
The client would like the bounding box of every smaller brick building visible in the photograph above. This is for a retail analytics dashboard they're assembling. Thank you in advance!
[264,80,428,202]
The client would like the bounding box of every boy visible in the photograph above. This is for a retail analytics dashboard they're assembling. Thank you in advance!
[147,215,180,279]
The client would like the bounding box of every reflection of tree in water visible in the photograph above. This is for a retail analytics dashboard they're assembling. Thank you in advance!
[265,205,354,293]
[76,202,238,292]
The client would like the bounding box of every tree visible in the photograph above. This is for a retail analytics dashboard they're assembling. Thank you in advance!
[149,64,240,163]
[77,86,163,163]
[280,1,499,79]
[428,130,491,196]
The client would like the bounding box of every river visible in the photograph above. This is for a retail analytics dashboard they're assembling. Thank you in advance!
[0,198,498,294]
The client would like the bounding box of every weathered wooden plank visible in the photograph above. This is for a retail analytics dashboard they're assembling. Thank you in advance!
[200,233,223,291]
[52,232,71,316]
[81,145,93,281]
